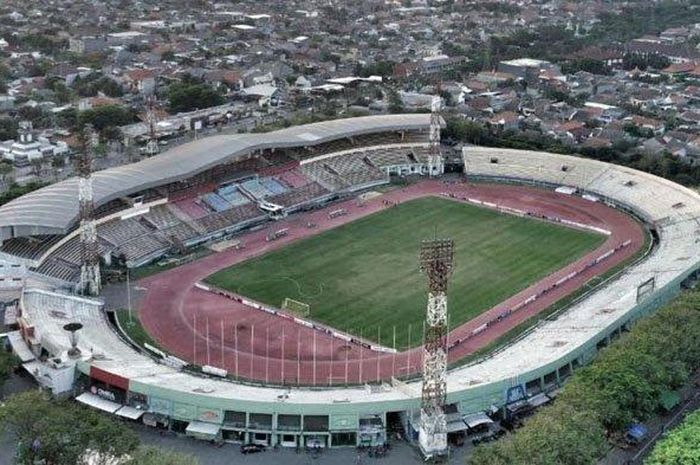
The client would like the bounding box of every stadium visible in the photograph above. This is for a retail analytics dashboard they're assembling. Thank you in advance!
[2,113,700,451]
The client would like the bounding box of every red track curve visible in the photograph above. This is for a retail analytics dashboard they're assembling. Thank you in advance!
[138,180,644,386]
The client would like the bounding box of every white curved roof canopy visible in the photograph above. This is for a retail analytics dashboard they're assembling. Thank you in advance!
[0,114,434,239]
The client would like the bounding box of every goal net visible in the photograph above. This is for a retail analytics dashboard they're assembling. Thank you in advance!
[281,297,310,317]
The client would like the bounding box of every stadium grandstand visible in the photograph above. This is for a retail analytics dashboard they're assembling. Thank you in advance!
[0,115,434,285]
[3,116,700,450]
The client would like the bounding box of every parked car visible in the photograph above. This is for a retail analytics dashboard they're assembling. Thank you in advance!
[240,443,266,454]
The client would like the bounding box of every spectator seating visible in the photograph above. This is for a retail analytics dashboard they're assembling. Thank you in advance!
[321,151,387,187]
[463,146,700,223]
[142,205,182,230]
[300,162,349,191]
[98,219,151,247]
[267,182,329,208]
[277,169,309,189]
[35,258,80,283]
[202,193,232,213]
[172,198,209,220]
[158,221,200,244]
[0,235,63,261]
[51,237,82,265]
[222,203,263,225]
[26,133,434,282]
[217,184,250,206]
[118,235,169,265]
[260,177,288,196]
[196,203,264,235]
[239,179,270,199]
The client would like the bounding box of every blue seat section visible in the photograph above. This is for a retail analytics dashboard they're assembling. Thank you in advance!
[217,184,250,206]
[240,179,270,199]
[260,177,288,195]
[202,193,231,212]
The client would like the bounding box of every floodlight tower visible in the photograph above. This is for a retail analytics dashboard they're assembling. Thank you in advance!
[144,97,159,156]
[428,96,444,176]
[77,124,101,296]
[418,238,454,459]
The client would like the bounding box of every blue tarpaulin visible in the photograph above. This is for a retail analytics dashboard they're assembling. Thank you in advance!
[626,423,648,441]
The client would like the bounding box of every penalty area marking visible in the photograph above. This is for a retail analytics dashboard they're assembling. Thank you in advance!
[235,276,325,301]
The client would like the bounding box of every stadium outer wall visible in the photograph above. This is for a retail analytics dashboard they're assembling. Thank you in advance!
[17,147,700,449]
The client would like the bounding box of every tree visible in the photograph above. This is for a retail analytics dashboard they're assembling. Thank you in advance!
[0,181,47,206]
[167,81,224,113]
[125,446,200,465]
[469,403,607,465]
[30,158,43,177]
[161,50,176,62]
[77,105,135,131]
[56,107,78,129]
[357,60,396,78]
[561,58,611,76]
[0,117,18,141]
[0,348,19,387]
[622,53,671,71]
[0,161,14,185]
[442,118,488,144]
[467,289,700,465]
[0,390,139,465]
[100,126,123,142]
[73,74,123,98]
[439,90,454,107]
[17,106,52,129]
[387,88,404,114]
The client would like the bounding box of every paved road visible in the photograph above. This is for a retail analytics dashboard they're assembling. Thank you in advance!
[135,426,472,465]
[0,414,472,465]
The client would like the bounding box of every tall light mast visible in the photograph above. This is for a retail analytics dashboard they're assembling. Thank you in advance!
[77,124,101,296]
[428,96,444,176]
[418,238,454,459]
[144,97,159,156]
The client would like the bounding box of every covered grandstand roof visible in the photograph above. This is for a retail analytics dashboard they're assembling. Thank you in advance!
[0,114,434,239]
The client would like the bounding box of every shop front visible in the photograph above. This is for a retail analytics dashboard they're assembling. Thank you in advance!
[277,433,299,448]
[185,421,221,441]
[359,415,386,447]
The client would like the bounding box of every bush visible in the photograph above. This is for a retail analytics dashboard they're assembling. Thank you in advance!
[645,410,700,465]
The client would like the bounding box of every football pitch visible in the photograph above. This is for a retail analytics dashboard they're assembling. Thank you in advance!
[206,196,605,348]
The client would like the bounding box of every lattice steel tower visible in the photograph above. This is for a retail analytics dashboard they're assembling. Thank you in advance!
[418,238,454,458]
[77,124,101,296]
[428,96,444,176]
[144,97,159,156]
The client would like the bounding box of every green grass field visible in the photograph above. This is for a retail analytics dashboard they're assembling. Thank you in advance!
[206,197,605,348]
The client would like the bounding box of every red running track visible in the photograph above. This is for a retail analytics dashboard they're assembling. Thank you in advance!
[138,180,645,386]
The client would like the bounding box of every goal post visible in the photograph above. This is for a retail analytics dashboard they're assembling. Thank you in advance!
[281,297,310,317]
